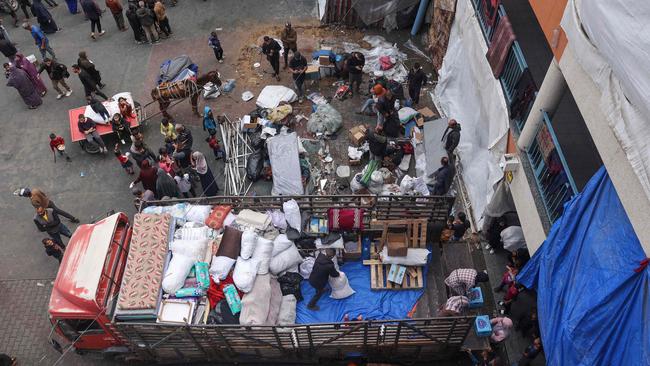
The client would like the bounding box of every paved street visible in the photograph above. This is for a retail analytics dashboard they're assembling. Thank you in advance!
[0,0,316,364]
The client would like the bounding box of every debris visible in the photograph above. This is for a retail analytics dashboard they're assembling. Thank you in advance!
[307,104,342,135]
[221,114,255,196]
[242,91,254,101]
[222,79,236,93]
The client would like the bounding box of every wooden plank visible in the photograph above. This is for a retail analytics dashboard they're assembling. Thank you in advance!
[370,264,424,290]
[441,241,473,276]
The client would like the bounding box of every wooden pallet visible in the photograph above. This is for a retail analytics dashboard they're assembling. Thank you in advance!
[364,259,424,290]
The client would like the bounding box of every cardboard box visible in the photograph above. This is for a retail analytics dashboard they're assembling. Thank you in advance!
[241,115,258,130]
[468,287,484,308]
[305,65,320,80]
[387,264,406,285]
[474,315,492,337]
[349,125,367,146]
[319,55,331,66]
[416,115,425,127]
[418,107,435,118]
[386,231,408,257]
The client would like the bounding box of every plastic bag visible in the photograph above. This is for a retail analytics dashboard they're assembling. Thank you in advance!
[222,79,236,93]
[246,150,264,181]
[277,295,297,325]
[329,272,355,299]
[268,132,304,195]
[269,244,303,275]
[209,255,236,282]
[307,104,343,135]
[162,254,195,294]
[299,256,315,279]
[272,234,294,256]
[203,82,221,99]
[282,199,301,232]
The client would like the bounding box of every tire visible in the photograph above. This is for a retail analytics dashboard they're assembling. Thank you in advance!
[80,140,101,154]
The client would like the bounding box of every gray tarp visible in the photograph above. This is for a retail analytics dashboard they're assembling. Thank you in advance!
[353,0,419,25]
[159,55,193,84]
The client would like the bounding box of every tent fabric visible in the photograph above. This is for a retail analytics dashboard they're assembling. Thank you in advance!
[562,0,650,205]
[158,55,197,85]
[296,261,425,323]
[517,166,650,366]
[433,0,509,225]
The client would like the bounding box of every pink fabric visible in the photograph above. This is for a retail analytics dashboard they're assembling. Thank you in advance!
[379,56,393,70]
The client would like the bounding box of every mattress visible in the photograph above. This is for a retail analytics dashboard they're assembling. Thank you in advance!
[116,213,173,312]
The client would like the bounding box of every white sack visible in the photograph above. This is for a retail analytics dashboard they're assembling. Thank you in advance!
[170,239,209,262]
[240,229,258,260]
[162,254,195,293]
[282,199,302,232]
[252,237,274,274]
[500,226,526,252]
[269,244,303,275]
[233,257,260,293]
[299,256,315,279]
[278,295,297,325]
[185,205,213,223]
[256,85,297,109]
[315,236,344,249]
[272,234,294,256]
[268,133,304,196]
[209,255,236,282]
[329,271,355,299]
[240,274,271,325]
[379,247,430,266]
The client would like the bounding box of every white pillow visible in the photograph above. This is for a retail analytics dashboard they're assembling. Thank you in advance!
[170,239,209,262]
[209,255,236,282]
[329,271,355,299]
[233,257,260,293]
[174,226,210,241]
[252,237,274,274]
[162,254,195,294]
[379,247,429,266]
[272,234,294,257]
[240,229,258,260]
[185,205,213,224]
[269,244,303,275]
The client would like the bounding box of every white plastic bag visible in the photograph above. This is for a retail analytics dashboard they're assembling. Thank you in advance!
[209,255,237,282]
[268,210,287,229]
[170,239,209,262]
[269,244,303,275]
[233,257,261,293]
[185,205,212,223]
[329,272,355,299]
[299,256,315,279]
[272,234,294,256]
[240,229,258,260]
[252,237,274,274]
[162,254,195,294]
[282,199,302,232]
[315,236,344,249]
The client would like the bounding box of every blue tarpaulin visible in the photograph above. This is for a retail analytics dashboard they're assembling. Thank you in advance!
[296,261,425,324]
[518,167,650,366]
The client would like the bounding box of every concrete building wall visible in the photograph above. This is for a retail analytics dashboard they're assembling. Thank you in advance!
[507,166,548,254]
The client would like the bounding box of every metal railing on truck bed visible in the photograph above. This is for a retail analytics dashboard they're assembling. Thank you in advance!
[115,317,475,363]
[142,194,456,223]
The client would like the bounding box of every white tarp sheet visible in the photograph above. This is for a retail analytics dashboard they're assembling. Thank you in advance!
[433,0,509,223]
[267,132,304,196]
[562,0,650,202]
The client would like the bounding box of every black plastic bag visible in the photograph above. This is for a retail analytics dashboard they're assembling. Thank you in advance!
[278,272,304,301]
[246,149,264,181]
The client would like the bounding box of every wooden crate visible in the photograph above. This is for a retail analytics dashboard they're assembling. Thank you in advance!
[365,259,424,290]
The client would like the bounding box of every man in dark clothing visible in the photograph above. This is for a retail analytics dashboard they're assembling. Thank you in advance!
[78,114,108,152]
[442,119,461,159]
[261,36,281,81]
[72,64,108,100]
[80,0,105,39]
[407,62,427,105]
[38,58,72,99]
[366,127,387,160]
[130,140,157,168]
[288,51,307,102]
[42,238,65,264]
[175,123,193,149]
[136,1,158,44]
[429,157,452,196]
[125,4,146,43]
[280,22,297,69]
[34,206,72,245]
[308,249,340,310]
[0,37,17,63]
[106,0,127,31]
[77,51,105,88]
[451,212,470,241]
[347,52,365,96]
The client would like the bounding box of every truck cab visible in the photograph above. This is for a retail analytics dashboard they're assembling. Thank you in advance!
[48,213,131,353]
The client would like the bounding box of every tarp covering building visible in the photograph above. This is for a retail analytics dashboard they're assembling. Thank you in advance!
[518,166,650,366]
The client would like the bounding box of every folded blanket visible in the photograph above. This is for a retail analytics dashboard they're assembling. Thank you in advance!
[236,209,271,230]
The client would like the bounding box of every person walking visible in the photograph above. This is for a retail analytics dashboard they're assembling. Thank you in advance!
[153,0,170,37]
[208,31,223,63]
[307,249,339,311]
[347,52,365,97]
[280,22,297,69]
[72,64,108,100]
[49,133,72,161]
[80,0,105,39]
[4,62,42,109]
[407,62,427,106]
[15,187,79,222]
[130,158,158,194]
[15,0,32,22]
[42,238,66,264]
[30,0,59,34]
[136,1,158,44]
[15,52,47,96]
[0,35,17,63]
[105,0,127,31]
[23,22,55,59]
[155,168,179,199]
[261,36,281,81]
[125,4,145,43]
[441,118,461,159]
[34,206,72,245]
[77,114,108,152]
[38,57,72,99]
[191,151,219,196]
[288,51,307,103]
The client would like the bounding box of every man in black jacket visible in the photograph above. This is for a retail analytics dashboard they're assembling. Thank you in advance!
[72,64,108,100]
[429,157,453,196]
[34,206,72,245]
[261,36,281,81]
[38,58,72,99]
[308,249,340,310]
[347,52,365,96]
[80,0,106,40]
[0,37,17,63]
[407,62,427,105]
[136,1,158,44]
[442,119,461,159]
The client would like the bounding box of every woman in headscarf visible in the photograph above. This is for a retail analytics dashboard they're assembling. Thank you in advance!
[191,151,219,196]
[131,159,157,195]
[155,168,179,199]
[31,0,59,34]
[15,53,47,96]
[4,63,42,109]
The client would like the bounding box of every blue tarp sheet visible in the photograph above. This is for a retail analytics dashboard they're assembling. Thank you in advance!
[518,167,650,366]
[296,261,425,324]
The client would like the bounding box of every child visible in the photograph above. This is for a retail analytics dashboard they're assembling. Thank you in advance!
[174,173,195,198]
[114,143,135,175]
[158,147,174,174]
[164,136,175,155]
[49,133,71,162]
[42,238,65,264]
[111,113,132,145]
[208,31,224,63]
[494,265,518,292]
[203,106,217,136]
[160,118,177,140]
[206,131,225,160]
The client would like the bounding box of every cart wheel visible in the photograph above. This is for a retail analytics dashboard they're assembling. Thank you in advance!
[80,140,101,154]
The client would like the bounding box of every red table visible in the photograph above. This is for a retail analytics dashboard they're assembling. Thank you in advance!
[68,106,139,142]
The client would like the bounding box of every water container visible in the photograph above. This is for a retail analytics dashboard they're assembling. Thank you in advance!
[361,237,372,260]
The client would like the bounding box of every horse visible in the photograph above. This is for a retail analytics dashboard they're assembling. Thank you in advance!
[151,70,222,119]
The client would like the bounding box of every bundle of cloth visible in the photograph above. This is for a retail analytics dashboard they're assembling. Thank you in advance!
[83,92,135,124]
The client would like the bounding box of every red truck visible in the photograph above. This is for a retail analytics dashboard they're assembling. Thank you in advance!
[47,195,474,364]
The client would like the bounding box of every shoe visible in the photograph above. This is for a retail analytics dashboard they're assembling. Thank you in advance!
[121,139,126,145]
[71,217,80,223]
[65,89,72,97]
[218,59,223,64]
[298,97,304,104]
[56,93,63,99]
[66,156,71,162]
[498,301,505,306]
[90,32,96,40]
[28,105,38,109]
[153,39,160,44]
